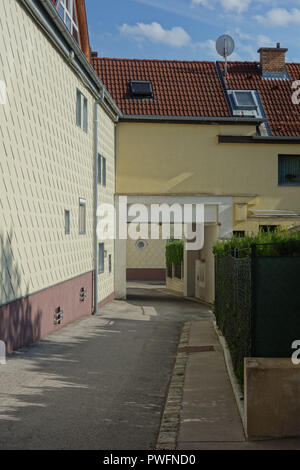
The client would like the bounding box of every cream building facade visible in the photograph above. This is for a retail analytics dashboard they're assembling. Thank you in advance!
[0,0,120,351]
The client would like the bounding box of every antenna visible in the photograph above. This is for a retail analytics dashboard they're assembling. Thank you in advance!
[216,34,235,77]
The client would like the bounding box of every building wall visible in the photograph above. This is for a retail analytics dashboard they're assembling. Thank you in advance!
[97,109,115,303]
[0,0,115,349]
[116,122,300,218]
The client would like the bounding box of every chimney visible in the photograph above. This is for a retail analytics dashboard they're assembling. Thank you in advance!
[258,43,288,74]
[91,51,98,59]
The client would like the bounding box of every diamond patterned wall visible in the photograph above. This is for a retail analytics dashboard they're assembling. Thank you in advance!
[0,0,115,306]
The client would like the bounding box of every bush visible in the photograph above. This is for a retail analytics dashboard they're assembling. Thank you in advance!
[213,227,300,259]
[166,240,184,266]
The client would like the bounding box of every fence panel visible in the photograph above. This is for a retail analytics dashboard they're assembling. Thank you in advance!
[253,256,300,357]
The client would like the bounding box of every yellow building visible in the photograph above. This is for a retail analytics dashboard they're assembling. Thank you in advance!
[93,48,300,304]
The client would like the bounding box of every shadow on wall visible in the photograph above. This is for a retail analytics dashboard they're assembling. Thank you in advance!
[0,230,42,353]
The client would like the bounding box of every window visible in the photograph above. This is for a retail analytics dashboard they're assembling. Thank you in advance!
[97,154,102,185]
[65,210,70,235]
[233,231,245,238]
[54,0,80,44]
[79,198,86,234]
[76,89,81,127]
[259,225,278,233]
[76,89,88,132]
[233,91,257,109]
[97,155,106,186]
[129,80,153,98]
[99,243,105,274]
[83,97,88,133]
[136,240,147,250]
[109,255,112,274]
[102,157,106,187]
[278,155,300,186]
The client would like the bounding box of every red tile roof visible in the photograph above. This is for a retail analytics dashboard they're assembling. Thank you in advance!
[219,61,300,137]
[92,58,231,118]
[92,56,300,137]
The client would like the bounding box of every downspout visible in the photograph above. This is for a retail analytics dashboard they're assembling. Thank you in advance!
[93,87,105,315]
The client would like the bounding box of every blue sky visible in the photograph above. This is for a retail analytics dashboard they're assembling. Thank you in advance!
[85,0,300,62]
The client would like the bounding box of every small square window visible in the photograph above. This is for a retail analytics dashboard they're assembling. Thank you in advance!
[79,198,86,234]
[278,155,300,186]
[99,243,105,274]
[65,210,70,235]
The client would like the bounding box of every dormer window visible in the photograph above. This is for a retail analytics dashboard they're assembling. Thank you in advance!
[129,81,153,98]
[54,0,80,44]
[232,91,257,109]
[227,89,270,136]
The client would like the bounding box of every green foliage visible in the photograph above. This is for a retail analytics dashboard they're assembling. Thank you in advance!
[213,227,300,259]
[166,240,184,266]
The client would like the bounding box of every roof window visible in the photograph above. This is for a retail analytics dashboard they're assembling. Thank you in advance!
[129,81,153,98]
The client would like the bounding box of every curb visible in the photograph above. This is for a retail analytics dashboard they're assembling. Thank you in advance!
[156,322,191,450]
[213,320,245,428]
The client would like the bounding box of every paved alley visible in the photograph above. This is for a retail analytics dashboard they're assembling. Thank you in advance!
[0,284,211,450]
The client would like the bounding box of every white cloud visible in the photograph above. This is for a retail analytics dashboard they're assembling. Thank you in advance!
[256,8,300,26]
[191,0,211,6]
[119,22,191,47]
[257,34,273,46]
[192,0,252,13]
[220,0,252,13]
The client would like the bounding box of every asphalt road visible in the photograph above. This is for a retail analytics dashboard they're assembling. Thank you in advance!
[0,284,211,450]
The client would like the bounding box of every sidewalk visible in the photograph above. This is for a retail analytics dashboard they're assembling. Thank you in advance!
[161,320,300,450]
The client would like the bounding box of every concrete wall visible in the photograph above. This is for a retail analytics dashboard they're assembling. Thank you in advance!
[244,358,300,439]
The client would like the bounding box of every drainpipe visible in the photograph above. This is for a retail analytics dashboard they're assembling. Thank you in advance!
[93,88,105,315]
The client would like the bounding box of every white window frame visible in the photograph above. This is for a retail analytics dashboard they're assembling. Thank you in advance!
[76,89,88,132]
[55,0,80,44]
[232,90,257,109]
[79,198,86,235]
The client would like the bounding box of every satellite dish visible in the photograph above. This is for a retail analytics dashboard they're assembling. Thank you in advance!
[216,34,235,76]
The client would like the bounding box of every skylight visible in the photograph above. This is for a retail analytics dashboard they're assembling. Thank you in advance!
[129,81,153,98]
[233,91,257,109]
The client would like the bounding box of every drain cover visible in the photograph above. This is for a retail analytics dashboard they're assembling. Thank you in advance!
[178,345,215,353]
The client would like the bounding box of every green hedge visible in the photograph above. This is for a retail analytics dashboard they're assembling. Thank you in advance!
[213,227,300,259]
[166,240,184,266]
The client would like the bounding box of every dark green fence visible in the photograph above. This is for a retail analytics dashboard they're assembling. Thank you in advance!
[215,241,300,384]
[252,255,300,357]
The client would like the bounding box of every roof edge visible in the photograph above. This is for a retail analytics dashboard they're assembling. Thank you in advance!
[219,135,300,144]
[120,115,264,125]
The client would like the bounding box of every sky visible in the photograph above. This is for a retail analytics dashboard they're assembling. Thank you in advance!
[85,0,300,62]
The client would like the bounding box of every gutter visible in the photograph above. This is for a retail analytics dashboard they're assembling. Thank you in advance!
[219,135,300,144]
[120,115,265,125]
[20,0,121,120]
